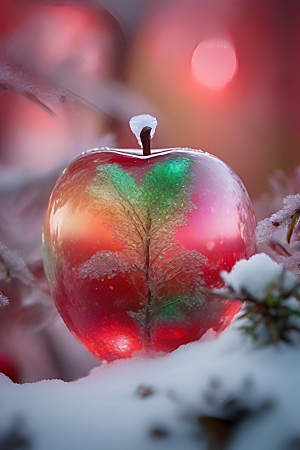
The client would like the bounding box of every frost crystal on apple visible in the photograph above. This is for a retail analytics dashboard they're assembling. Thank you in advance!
[129,114,158,147]
[80,250,131,279]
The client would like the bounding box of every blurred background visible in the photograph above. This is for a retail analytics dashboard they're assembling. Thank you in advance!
[0,0,300,383]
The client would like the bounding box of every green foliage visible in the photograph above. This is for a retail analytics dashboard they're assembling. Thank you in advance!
[139,158,192,222]
[87,157,195,247]
[238,287,300,345]
[215,272,300,345]
[150,293,201,324]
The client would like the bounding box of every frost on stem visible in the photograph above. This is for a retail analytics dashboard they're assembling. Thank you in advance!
[212,254,300,345]
[129,114,158,148]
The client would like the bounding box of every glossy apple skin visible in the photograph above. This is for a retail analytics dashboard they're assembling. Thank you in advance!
[42,148,256,361]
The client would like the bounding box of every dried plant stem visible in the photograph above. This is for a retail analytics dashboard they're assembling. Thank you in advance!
[287,211,300,243]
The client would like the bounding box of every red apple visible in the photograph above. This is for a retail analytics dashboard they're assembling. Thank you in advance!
[42,117,256,361]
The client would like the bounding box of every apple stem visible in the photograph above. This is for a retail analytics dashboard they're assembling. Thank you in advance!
[140,126,152,156]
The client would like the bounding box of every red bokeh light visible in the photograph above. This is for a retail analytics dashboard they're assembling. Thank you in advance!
[191,39,237,89]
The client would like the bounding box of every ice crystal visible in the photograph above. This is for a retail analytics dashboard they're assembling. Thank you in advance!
[80,251,131,280]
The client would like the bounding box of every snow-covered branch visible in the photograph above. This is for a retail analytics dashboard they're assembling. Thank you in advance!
[213,254,300,345]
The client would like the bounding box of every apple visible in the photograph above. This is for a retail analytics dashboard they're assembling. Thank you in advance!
[42,115,256,361]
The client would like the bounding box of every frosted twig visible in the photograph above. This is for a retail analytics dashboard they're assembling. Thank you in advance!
[256,195,300,243]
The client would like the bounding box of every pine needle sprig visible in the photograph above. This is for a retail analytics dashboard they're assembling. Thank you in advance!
[236,283,300,344]
[212,260,300,345]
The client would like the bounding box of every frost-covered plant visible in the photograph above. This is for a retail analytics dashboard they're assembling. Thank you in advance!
[0,242,52,322]
[213,254,300,345]
[256,194,300,276]
[0,242,34,308]
[256,194,300,245]
[0,242,34,287]
[254,166,300,276]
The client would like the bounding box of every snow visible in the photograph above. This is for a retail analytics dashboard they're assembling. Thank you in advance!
[1,250,299,448]
[0,323,299,450]
[220,253,298,300]
[129,114,158,147]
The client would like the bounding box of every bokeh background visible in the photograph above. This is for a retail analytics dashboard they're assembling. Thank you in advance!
[0,0,300,383]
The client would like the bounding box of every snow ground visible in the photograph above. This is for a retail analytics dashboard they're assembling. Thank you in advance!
[0,320,299,450]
